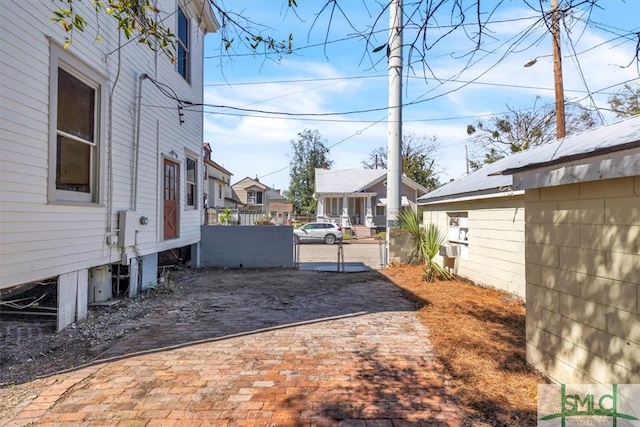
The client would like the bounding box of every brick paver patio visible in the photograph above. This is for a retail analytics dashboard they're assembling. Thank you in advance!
[4,271,464,426]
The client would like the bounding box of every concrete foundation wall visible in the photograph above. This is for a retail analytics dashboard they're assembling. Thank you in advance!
[140,253,158,291]
[200,226,295,269]
[525,176,640,384]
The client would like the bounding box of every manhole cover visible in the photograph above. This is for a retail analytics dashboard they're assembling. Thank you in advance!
[2,326,44,347]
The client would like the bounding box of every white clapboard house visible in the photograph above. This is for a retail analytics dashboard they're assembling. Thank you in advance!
[0,1,219,329]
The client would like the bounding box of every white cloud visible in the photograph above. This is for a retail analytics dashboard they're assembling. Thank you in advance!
[202,1,639,192]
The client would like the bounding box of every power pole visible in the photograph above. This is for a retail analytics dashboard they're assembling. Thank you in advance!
[551,0,566,139]
[465,145,470,174]
[387,0,403,255]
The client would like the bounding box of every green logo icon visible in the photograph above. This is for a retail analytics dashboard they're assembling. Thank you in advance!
[538,384,640,427]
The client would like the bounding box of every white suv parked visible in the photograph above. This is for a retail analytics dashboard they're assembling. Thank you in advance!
[293,222,343,244]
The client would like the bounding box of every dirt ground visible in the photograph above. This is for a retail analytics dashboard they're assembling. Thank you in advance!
[1,265,546,425]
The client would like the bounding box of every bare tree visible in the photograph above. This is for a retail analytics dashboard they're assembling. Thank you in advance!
[51,1,640,75]
[363,133,441,191]
[608,82,640,118]
[467,98,601,170]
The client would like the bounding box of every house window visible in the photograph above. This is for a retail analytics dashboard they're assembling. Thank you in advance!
[448,212,469,244]
[177,8,190,81]
[49,44,104,203]
[326,198,343,216]
[186,156,197,208]
[247,190,263,205]
[218,182,222,199]
[376,206,386,216]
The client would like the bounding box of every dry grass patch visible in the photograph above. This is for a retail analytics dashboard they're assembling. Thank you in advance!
[382,264,549,427]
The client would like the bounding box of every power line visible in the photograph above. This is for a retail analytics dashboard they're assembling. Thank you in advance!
[145,76,638,123]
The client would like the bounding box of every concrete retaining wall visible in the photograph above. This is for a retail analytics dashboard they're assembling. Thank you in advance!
[200,226,294,269]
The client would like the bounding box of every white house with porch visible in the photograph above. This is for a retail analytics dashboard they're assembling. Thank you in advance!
[314,168,429,236]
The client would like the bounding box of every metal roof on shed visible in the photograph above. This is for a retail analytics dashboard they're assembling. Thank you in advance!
[418,115,640,204]
[496,114,640,175]
[417,153,522,204]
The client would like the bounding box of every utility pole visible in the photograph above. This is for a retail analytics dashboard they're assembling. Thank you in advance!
[465,145,469,174]
[386,0,403,257]
[551,0,566,138]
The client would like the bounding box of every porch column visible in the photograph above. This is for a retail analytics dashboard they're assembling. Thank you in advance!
[365,196,374,227]
[341,195,349,227]
[316,196,325,222]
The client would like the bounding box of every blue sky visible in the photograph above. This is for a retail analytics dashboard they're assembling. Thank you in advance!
[201,1,639,192]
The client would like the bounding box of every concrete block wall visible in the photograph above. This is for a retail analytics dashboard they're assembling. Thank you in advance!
[200,226,294,269]
[423,196,526,297]
[388,227,413,264]
[525,176,640,384]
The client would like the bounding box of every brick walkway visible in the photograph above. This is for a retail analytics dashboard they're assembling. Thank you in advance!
[5,272,464,426]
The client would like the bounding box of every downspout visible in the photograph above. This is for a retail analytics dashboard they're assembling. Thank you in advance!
[132,73,148,212]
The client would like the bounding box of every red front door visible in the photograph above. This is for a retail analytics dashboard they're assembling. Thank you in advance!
[163,159,178,239]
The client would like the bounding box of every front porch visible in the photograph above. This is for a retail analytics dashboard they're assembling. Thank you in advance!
[315,193,384,237]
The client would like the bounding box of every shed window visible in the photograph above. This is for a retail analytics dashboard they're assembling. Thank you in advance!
[448,213,469,244]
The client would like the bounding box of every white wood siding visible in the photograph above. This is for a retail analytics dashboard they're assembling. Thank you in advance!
[1,1,212,289]
[423,196,526,297]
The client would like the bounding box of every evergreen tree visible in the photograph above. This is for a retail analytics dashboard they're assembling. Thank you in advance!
[286,130,332,214]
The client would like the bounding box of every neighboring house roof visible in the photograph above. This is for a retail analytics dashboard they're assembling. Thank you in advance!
[204,157,233,177]
[496,114,640,176]
[267,188,287,201]
[232,177,287,206]
[315,168,429,194]
[232,176,268,190]
[269,202,293,212]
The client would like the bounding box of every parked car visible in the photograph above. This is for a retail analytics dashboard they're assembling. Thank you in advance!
[294,222,343,244]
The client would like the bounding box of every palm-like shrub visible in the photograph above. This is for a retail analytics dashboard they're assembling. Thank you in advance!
[422,223,452,282]
[219,208,232,225]
[397,209,428,263]
[397,209,452,282]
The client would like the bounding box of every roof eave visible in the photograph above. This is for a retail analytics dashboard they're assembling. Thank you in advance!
[419,189,524,205]
[497,141,640,176]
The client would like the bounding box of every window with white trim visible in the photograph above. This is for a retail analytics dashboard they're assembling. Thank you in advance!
[247,190,263,205]
[177,8,190,81]
[448,212,469,244]
[49,44,104,203]
[186,156,197,208]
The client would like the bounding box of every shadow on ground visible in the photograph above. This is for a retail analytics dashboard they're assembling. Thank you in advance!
[93,268,426,362]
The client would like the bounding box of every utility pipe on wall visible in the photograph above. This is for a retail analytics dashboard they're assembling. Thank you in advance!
[132,73,148,212]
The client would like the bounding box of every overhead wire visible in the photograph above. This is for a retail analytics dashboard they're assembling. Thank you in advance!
[134,1,639,181]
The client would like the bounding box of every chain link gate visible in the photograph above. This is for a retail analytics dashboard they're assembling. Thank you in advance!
[294,237,386,272]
